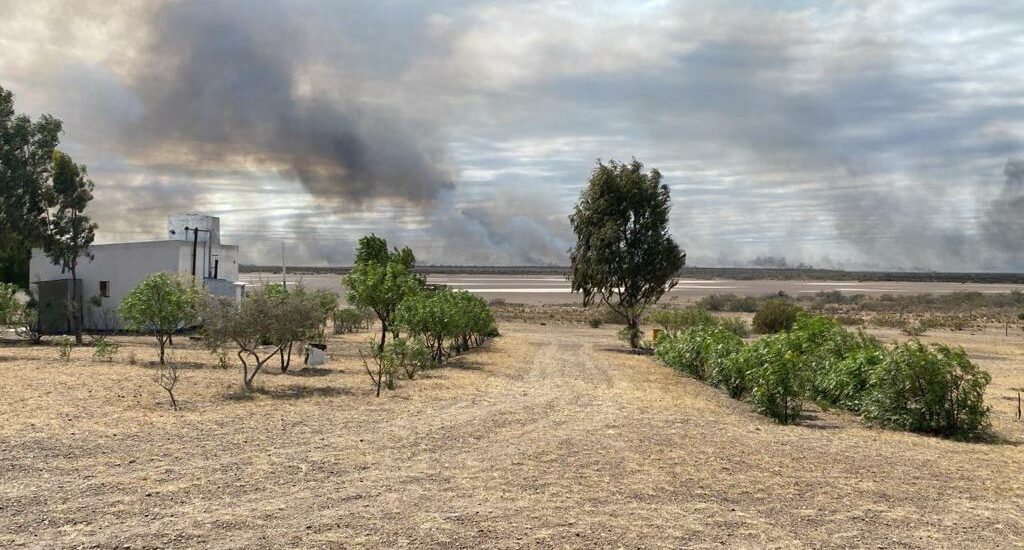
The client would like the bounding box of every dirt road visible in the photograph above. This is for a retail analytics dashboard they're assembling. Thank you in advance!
[2,323,1022,548]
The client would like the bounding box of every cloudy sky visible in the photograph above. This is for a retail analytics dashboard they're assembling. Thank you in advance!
[1,0,1022,269]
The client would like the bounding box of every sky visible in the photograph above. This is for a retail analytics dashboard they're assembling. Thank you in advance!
[1,0,1022,270]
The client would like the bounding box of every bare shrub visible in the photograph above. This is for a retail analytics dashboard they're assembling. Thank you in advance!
[155,359,181,410]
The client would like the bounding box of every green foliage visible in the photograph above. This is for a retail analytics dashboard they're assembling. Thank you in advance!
[360,339,399,397]
[588,318,603,328]
[57,335,73,361]
[697,294,760,313]
[785,315,880,410]
[816,342,885,412]
[861,342,991,438]
[42,150,98,344]
[92,336,120,361]
[0,85,63,288]
[333,308,365,334]
[648,307,713,336]
[395,288,497,363]
[201,287,324,389]
[0,282,21,325]
[344,235,424,351]
[655,324,744,383]
[743,333,811,424]
[120,272,201,364]
[385,336,432,381]
[652,308,993,436]
[568,159,686,348]
[715,316,750,338]
[752,300,801,333]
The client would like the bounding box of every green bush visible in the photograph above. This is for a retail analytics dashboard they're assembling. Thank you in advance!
[812,335,884,412]
[92,336,120,361]
[588,318,603,328]
[861,342,991,438]
[333,308,365,334]
[708,346,752,398]
[395,288,497,363]
[698,294,760,313]
[716,316,750,338]
[649,307,714,336]
[743,334,811,424]
[655,324,743,382]
[752,300,801,334]
[57,335,73,361]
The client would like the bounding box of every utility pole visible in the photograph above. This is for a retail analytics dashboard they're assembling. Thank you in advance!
[186,226,199,278]
[185,226,211,279]
[282,241,287,290]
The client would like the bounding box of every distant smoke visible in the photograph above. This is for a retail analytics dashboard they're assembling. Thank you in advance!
[981,159,1024,260]
[124,1,452,204]
[748,256,813,269]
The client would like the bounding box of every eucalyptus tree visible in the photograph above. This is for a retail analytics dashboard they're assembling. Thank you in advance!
[43,151,97,343]
[568,159,685,348]
[0,85,62,288]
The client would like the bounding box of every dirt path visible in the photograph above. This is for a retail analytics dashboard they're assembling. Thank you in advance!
[1,323,1023,548]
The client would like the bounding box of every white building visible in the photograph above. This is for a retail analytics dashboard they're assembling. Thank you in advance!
[29,214,244,332]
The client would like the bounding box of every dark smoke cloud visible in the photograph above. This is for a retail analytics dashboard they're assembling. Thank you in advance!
[4,1,1023,269]
[124,1,453,204]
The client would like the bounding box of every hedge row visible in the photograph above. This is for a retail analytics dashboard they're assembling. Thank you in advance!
[655,313,992,439]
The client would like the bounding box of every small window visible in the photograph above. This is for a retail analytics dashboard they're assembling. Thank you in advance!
[99,281,110,298]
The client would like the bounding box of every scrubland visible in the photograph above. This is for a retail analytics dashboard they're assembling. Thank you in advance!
[1,308,1023,548]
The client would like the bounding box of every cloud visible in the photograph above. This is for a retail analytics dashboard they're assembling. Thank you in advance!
[1,0,1022,269]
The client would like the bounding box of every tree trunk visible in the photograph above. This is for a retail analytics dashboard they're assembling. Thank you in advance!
[627,314,641,349]
[158,335,166,365]
[378,320,388,353]
[71,265,83,344]
[281,341,293,372]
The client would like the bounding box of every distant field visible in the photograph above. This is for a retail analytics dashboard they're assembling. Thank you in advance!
[240,272,1024,306]
[241,264,1024,284]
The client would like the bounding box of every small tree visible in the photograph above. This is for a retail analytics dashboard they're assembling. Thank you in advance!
[155,359,181,410]
[120,272,201,364]
[201,290,323,391]
[261,284,326,371]
[569,159,685,348]
[344,235,423,353]
[42,150,97,344]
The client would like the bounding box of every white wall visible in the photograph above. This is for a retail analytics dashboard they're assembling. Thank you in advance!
[30,239,244,330]
[30,241,189,329]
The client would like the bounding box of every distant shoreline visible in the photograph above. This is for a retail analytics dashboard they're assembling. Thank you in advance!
[240,265,1024,284]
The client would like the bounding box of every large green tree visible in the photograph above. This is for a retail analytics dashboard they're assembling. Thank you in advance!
[568,159,686,348]
[43,151,97,343]
[344,235,423,352]
[0,85,63,288]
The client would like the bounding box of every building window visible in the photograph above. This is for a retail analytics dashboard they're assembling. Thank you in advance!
[99,281,110,298]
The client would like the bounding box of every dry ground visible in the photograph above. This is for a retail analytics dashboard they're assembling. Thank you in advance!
[1,319,1023,549]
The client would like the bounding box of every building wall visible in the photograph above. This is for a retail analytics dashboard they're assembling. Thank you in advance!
[30,241,190,329]
[29,222,243,331]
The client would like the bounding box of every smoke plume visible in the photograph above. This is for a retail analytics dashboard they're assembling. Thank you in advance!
[123,1,453,205]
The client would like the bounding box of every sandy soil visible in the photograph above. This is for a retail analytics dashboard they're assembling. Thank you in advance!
[1,320,1022,549]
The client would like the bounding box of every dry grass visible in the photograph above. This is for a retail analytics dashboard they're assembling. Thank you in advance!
[1,320,1023,549]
